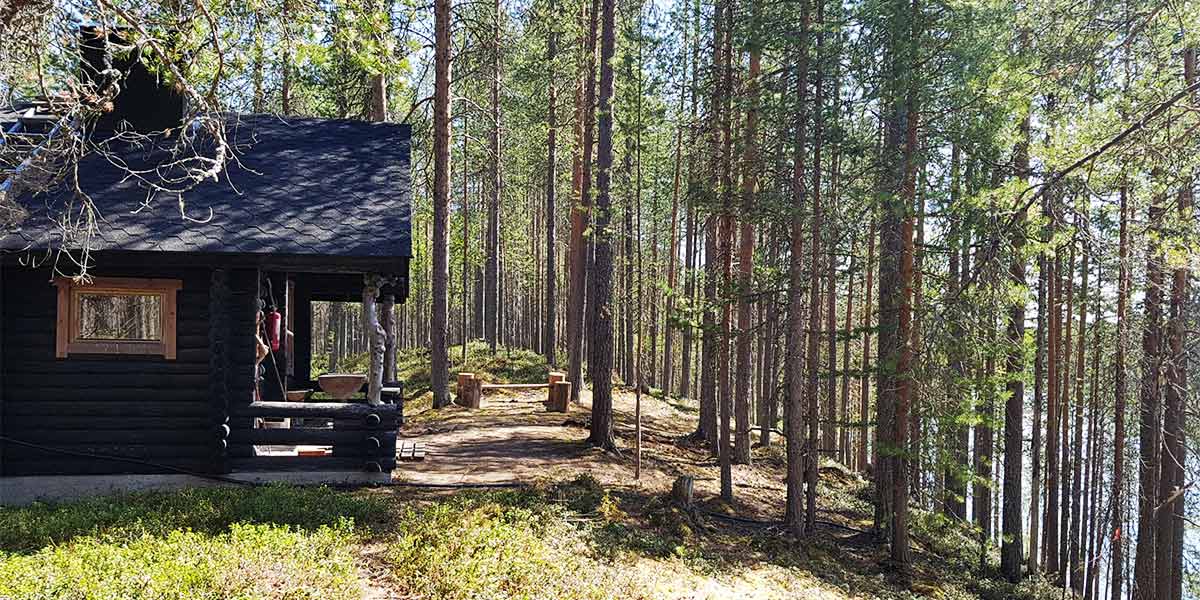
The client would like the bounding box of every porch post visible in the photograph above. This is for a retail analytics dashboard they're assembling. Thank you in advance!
[364,274,386,405]
[381,293,396,383]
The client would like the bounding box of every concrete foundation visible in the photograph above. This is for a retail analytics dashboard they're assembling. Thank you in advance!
[0,471,393,506]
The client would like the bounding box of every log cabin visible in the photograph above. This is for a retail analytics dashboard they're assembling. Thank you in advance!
[0,34,411,493]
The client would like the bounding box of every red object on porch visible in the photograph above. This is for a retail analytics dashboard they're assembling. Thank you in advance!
[265,310,282,350]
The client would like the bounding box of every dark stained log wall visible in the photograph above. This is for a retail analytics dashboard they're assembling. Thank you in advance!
[210,268,231,473]
[0,263,258,475]
[226,268,262,444]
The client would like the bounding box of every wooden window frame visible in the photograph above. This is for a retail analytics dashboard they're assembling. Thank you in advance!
[54,277,182,359]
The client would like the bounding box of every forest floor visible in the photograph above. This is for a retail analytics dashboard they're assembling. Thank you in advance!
[399,387,794,520]
[0,373,1060,599]
[385,386,1059,600]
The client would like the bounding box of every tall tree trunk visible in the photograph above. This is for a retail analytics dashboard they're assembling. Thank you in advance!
[586,0,616,451]
[1083,283,1103,600]
[484,0,502,353]
[1030,231,1046,574]
[1043,194,1061,575]
[1069,249,1089,592]
[1110,183,1128,600]
[1000,100,1030,583]
[715,0,735,502]
[663,100,683,395]
[804,0,827,531]
[622,149,635,383]
[761,228,779,447]
[973,286,995,540]
[566,0,598,403]
[785,0,811,536]
[679,1,700,400]
[251,8,265,113]
[733,13,760,465]
[700,215,718,450]
[581,0,602,386]
[944,143,967,521]
[875,0,919,572]
[1058,234,1076,579]
[681,211,695,388]
[840,233,856,466]
[280,0,293,115]
[329,301,344,372]
[812,1,833,461]
[543,2,558,365]
[1133,191,1164,600]
[909,178,924,503]
[858,218,875,473]
[1156,46,1193,600]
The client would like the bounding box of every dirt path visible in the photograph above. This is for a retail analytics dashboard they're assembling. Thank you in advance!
[394,388,792,521]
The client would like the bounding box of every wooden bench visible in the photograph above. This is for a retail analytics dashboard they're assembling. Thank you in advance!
[480,383,550,391]
[456,371,570,412]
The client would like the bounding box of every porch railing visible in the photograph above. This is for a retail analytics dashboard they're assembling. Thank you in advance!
[224,390,401,473]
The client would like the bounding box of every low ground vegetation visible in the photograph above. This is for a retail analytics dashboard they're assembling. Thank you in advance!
[0,347,1063,599]
[2,474,1062,599]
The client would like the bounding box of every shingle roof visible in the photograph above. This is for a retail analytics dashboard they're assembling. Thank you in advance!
[0,114,412,259]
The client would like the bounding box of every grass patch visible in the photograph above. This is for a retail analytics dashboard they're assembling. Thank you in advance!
[0,484,385,553]
[385,482,644,600]
[0,521,360,600]
[0,443,1068,600]
[0,485,382,600]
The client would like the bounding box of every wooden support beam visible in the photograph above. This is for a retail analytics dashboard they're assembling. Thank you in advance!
[381,293,396,382]
[234,401,399,419]
[364,275,386,406]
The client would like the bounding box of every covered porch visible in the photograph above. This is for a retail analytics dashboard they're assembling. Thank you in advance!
[222,268,408,475]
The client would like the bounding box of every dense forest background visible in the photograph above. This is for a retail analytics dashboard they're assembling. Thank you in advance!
[1,0,1198,597]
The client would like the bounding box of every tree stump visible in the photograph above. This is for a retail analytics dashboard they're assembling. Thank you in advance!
[547,380,571,413]
[456,372,474,406]
[463,377,483,409]
[671,475,694,510]
[547,371,566,404]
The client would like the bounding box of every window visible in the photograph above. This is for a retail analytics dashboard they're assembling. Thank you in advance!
[55,277,182,359]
